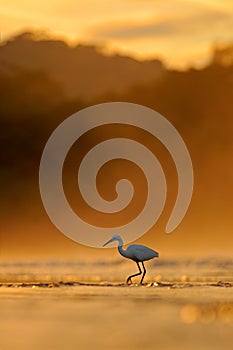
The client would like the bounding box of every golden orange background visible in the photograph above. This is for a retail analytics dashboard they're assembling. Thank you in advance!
[0,0,232,259]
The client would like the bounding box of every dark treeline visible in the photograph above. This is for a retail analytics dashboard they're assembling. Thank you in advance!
[1,33,233,208]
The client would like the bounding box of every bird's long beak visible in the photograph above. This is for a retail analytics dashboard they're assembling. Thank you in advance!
[102,237,115,247]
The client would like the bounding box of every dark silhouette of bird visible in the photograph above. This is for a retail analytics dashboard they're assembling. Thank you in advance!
[103,234,159,284]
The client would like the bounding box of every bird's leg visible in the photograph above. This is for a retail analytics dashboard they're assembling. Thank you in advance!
[126,262,142,284]
[140,261,147,284]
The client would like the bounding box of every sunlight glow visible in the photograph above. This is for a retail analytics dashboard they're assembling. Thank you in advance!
[1,0,232,68]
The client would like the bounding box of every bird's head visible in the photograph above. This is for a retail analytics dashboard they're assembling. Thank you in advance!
[102,234,122,247]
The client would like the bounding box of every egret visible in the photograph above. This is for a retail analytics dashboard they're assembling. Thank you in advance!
[103,234,159,284]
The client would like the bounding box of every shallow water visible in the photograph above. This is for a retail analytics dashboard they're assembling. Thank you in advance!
[0,259,232,350]
[1,257,232,283]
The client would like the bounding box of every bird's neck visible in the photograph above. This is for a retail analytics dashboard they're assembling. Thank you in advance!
[117,242,128,259]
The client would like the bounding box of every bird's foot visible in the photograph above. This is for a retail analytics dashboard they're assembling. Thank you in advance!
[126,277,132,285]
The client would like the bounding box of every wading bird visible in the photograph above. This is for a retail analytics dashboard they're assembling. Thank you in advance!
[103,234,159,284]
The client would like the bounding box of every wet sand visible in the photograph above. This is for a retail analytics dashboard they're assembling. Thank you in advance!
[0,260,232,350]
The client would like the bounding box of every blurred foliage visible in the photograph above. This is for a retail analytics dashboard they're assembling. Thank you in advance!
[0,40,232,203]
[1,35,233,256]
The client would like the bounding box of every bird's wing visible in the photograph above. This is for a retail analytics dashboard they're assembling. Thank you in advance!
[127,244,159,261]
